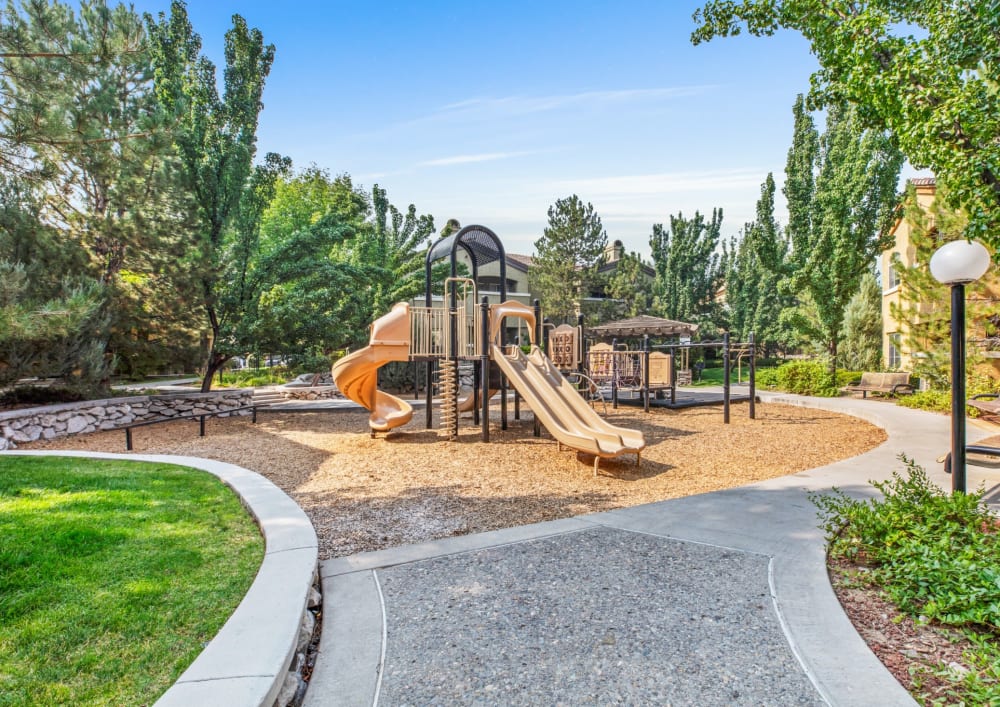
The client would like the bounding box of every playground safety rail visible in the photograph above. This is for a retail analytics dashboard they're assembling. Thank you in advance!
[120,403,319,450]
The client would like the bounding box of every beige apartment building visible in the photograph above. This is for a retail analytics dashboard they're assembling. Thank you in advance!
[880,177,937,371]
[881,177,1000,380]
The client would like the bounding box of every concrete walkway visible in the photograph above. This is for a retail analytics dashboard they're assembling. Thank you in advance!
[304,394,1000,707]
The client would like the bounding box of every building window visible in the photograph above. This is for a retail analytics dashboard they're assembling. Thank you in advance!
[886,253,901,289]
[888,333,903,369]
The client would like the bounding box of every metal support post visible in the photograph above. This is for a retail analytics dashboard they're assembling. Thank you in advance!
[670,345,677,405]
[950,284,968,493]
[481,296,490,442]
[533,299,542,437]
[426,360,434,429]
[723,332,731,424]
[643,334,650,413]
[611,337,619,409]
[748,332,756,420]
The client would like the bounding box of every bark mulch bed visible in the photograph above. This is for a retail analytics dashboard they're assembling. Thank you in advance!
[829,559,985,704]
[21,401,884,559]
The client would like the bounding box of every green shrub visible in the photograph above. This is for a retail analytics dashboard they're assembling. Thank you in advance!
[218,366,293,388]
[0,383,109,408]
[813,456,1000,629]
[897,376,997,415]
[754,366,780,389]
[896,389,952,413]
[812,456,1000,702]
[753,359,859,397]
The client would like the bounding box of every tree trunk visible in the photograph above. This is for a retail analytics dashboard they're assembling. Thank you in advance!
[201,352,232,392]
[829,340,838,389]
[200,304,224,392]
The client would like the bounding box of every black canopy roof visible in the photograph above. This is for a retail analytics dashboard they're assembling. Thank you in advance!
[425,225,507,304]
[589,314,698,338]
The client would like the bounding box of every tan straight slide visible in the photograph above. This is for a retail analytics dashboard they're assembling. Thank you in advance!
[491,344,644,471]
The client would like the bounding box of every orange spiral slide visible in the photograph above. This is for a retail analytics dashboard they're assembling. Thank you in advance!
[332,302,413,433]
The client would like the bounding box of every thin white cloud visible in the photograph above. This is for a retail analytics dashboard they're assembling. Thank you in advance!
[346,87,714,143]
[419,151,533,167]
[437,87,714,117]
[551,168,764,196]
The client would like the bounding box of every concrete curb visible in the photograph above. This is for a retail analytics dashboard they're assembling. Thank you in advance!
[1,450,318,707]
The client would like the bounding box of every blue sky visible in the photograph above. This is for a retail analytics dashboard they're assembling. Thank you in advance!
[130,1,920,258]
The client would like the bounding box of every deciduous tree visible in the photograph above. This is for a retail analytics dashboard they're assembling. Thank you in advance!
[781,98,902,379]
[692,0,1000,246]
[146,1,280,390]
[725,174,794,355]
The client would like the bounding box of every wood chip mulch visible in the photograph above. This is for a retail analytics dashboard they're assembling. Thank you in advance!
[21,401,884,560]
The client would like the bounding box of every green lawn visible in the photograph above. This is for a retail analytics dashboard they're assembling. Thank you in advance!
[690,364,758,386]
[0,456,264,706]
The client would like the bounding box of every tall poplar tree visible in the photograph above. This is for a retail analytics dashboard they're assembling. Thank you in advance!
[782,97,903,380]
[726,174,793,355]
[530,195,607,323]
[649,208,724,326]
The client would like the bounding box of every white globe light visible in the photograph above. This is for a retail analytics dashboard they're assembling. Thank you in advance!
[929,239,991,285]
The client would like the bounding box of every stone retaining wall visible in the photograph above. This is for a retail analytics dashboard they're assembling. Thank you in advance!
[0,390,253,450]
[279,386,342,401]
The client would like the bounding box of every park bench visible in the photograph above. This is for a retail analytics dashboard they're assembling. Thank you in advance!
[841,371,914,399]
[967,393,1000,420]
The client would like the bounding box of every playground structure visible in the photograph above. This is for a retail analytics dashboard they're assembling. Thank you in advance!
[332,225,645,472]
[546,315,758,422]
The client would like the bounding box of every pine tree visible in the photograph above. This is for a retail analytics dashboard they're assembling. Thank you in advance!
[0,0,186,284]
[840,272,883,371]
[0,261,109,389]
[530,195,607,323]
[0,1,197,378]
[888,184,999,388]
[603,250,655,319]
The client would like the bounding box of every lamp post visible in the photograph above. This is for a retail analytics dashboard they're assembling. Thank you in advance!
[929,239,991,493]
